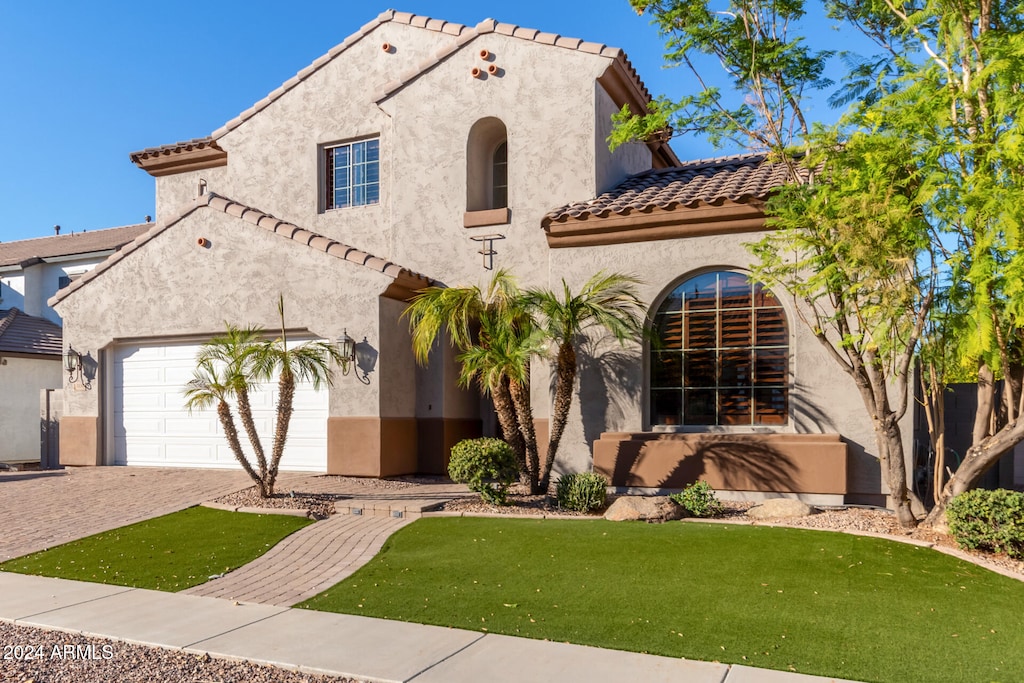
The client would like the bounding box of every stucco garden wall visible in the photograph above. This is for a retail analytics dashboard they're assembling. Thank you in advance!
[0,356,61,463]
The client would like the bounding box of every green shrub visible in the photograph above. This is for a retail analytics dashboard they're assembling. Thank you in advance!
[947,488,1024,559]
[448,438,518,505]
[555,472,608,512]
[670,481,723,518]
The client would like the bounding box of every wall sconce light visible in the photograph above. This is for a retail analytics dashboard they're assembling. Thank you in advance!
[337,330,356,376]
[64,346,82,383]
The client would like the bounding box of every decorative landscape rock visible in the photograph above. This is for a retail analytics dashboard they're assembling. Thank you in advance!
[747,498,814,519]
[604,496,684,522]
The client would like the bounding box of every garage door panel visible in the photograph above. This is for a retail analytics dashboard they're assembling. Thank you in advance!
[114,341,328,472]
[117,391,167,411]
[164,417,218,436]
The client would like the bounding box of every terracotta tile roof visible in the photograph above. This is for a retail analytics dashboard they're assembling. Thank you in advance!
[134,9,655,158]
[543,152,796,224]
[0,224,151,268]
[0,308,62,356]
[128,137,222,165]
[370,15,649,105]
[49,193,433,308]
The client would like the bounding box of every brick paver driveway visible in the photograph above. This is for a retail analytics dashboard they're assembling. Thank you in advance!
[0,467,252,561]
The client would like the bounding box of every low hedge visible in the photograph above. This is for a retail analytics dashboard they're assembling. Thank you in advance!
[947,488,1024,559]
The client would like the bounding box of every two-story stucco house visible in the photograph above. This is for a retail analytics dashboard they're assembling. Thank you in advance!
[52,10,901,506]
[0,224,147,466]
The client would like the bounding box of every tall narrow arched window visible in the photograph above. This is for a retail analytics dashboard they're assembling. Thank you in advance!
[466,118,508,213]
[649,271,788,427]
[491,141,508,209]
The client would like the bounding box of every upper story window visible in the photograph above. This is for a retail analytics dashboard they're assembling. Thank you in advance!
[649,271,789,427]
[326,137,379,210]
[491,142,508,209]
[466,118,509,214]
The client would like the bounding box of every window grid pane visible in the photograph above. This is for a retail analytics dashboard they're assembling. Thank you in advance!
[326,139,380,209]
[650,271,788,426]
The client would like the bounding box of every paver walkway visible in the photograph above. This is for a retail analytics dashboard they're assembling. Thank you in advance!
[185,513,412,605]
[0,467,252,561]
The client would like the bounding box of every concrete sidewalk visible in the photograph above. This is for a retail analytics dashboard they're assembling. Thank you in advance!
[0,572,861,683]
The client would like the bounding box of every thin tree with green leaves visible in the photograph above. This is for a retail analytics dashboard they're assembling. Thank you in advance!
[613,0,940,527]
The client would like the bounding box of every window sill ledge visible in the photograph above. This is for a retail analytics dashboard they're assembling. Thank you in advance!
[464,207,510,228]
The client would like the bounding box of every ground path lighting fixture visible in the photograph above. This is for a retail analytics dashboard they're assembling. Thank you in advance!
[337,330,355,376]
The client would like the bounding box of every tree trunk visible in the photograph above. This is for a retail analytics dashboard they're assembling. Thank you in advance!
[539,341,576,491]
[236,387,268,481]
[922,418,1024,530]
[847,363,917,528]
[508,379,541,493]
[218,400,265,495]
[266,368,295,497]
[879,422,917,528]
[491,377,527,479]
[973,364,995,447]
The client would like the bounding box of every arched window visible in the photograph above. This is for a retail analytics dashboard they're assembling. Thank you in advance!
[650,271,788,427]
[466,118,508,212]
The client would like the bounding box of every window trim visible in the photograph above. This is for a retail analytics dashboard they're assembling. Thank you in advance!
[323,136,380,211]
[647,270,790,430]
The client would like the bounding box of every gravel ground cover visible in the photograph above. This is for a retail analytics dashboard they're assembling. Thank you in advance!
[213,476,421,519]
[0,621,359,683]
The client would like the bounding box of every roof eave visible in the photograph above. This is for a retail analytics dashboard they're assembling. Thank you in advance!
[543,199,767,248]
[597,59,680,168]
[130,141,227,178]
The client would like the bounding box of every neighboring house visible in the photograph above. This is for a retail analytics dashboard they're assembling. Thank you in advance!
[0,308,61,465]
[52,10,900,506]
[0,224,148,466]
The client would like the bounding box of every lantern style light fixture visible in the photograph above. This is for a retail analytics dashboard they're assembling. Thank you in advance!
[64,346,82,383]
[337,330,356,376]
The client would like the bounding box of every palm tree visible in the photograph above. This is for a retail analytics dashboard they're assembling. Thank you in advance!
[525,272,646,491]
[184,357,263,489]
[404,270,532,475]
[195,325,269,490]
[457,312,547,491]
[185,297,342,497]
[247,297,343,495]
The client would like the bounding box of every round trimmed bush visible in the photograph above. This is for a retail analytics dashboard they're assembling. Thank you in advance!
[448,437,518,505]
[947,488,1024,559]
[669,481,723,518]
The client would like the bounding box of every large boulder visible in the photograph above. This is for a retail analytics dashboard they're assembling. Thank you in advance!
[747,498,814,520]
[604,496,684,522]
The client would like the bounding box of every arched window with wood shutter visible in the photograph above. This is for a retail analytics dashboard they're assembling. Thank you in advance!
[649,271,788,427]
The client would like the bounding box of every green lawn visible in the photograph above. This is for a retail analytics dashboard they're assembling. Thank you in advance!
[0,506,311,591]
[298,517,1024,683]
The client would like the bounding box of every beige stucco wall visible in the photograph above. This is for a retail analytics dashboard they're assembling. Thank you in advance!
[0,356,61,462]
[54,205,406,435]
[594,83,651,194]
[148,22,646,429]
[116,17,893,499]
[548,231,906,501]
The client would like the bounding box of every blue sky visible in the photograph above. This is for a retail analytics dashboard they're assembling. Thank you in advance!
[0,1,857,243]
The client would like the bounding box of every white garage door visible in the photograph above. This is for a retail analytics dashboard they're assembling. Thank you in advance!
[113,340,328,471]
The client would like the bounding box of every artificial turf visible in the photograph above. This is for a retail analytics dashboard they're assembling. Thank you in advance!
[298,517,1024,683]
[0,506,311,592]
